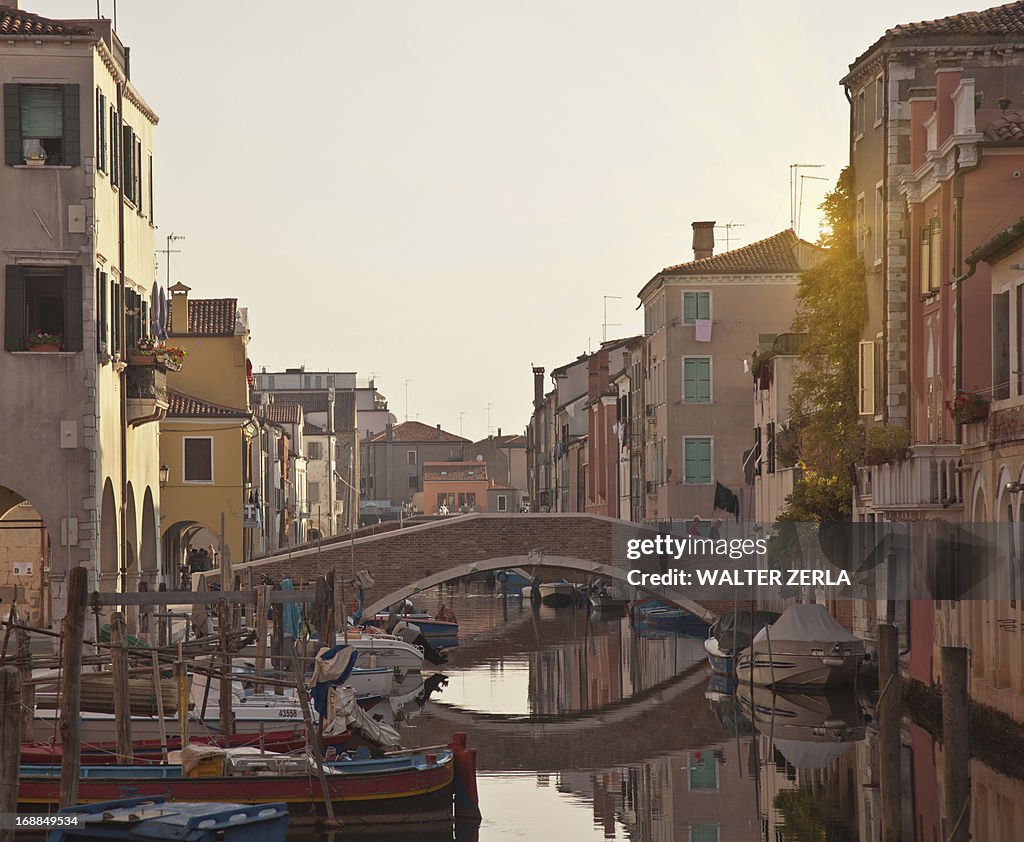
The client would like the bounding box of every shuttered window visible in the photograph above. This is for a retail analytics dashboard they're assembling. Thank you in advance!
[3,83,79,166]
[683,357,712,402]
[109,105,119,187]
[96,269,108,353]
[684,437,712,484]
[682,291,711,324]
[858,340,875,415]
[4,265,83,351]
[183,438,213,483]
[95,88,107,173]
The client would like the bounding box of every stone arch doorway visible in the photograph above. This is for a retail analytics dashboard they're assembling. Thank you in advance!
[0,481,52,626]
[140,488,158,588]
[100,479,119,594]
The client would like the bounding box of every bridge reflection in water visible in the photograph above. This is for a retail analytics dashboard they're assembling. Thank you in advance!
[289,582,1024,841]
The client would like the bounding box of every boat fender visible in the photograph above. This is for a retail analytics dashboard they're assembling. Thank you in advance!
[450,732,482,821]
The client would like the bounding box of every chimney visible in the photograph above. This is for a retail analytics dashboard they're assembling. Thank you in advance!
[532,366,546,410]
[436,424,441,430]
[168,281,191,335]
[692,221,716,261]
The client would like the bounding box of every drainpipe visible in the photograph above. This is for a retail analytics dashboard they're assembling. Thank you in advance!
[116,82,129,600]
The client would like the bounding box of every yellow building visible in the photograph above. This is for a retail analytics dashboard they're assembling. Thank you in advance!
[159,284,255,573]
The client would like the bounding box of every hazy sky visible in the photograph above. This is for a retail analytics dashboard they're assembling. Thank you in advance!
[35,0,976,439]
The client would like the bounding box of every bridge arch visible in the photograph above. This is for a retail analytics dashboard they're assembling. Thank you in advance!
[363,553,715,624]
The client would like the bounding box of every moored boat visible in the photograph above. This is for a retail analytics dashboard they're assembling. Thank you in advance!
[736,603,865,689]
[632,599,707,635]
[520,581,580,607]
[703,610,780,674]
[47,796,288,842]
[18,745,464,827]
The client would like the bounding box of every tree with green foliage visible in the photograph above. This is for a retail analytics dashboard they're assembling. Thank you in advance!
[781,167,867,520]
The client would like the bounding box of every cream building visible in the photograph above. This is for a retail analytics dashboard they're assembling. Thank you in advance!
[0,6,162,624]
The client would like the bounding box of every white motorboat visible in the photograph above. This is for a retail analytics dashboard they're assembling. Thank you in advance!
[735,604,865,689]
[347,634,424,674]
[521,581,580,606]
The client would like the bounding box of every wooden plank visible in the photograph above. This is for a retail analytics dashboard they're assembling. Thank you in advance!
[0,667,21,842]
[110,612,133,763]
[59,565,88,808]
[91,589,316,607]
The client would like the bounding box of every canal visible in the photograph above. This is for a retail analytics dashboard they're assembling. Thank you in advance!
[299,581,1024,840]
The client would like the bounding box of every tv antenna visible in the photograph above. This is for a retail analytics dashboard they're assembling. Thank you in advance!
[797,175,829,240]
[789,164,823,231]
[404,380,411,422]
[714,222,744,252]
[602,295,622,343]
[159,233,185,290]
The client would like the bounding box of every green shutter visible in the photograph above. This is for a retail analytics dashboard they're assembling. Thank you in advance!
[4,84,21,165]
[63,266,83,351]
[684,358,711,402]
[683,292,697,324]
[122,124,132,200]
[697,291,710,320]
[109,107,118,187]
[62,84,80,166]
[4,265,25,350]
[685,438,711,484]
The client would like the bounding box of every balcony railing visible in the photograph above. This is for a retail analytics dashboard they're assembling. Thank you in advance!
[858,443,962,511]
[126,359,168,426]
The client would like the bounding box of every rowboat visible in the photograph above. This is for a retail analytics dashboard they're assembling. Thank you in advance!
[49,796,289,842]
[735,604,865,689]
[632,599,707,635]
[19,748,459,827]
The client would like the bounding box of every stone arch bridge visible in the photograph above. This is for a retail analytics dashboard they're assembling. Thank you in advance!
[230,514,728,624]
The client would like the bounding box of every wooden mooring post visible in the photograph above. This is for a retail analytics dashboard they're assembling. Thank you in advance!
[877,623,902,842]
[59,566,88,808]
[110,612,133,763]
[0,667,22,842]
[254,585,270,694]
[218,601,232,737]
[16,626,33,743]
[942,646,970,842]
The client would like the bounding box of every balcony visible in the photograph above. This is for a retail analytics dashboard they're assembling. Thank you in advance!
[126,359,169,426]
[857,443,962,514]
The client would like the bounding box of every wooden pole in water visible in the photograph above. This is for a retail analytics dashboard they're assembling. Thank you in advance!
[877,623,902,842]
[150,651,169,764]
[0,666,22,839]
[218,601,232,737]
[272,601,284,696]
[16,626,33,743]
[255,585,269,694]
[110,611,133,763]
[942,646,970,842]
[59,565,88,808]
[290,649,337,826]
[177,640,189,747]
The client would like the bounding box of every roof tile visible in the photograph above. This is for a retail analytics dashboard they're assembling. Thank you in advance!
[167,390,248,418]
[370,420,468,443]
[168,298,238,336]
[423,462,489,481]
[658,229,809,276]
[0,6,95,36]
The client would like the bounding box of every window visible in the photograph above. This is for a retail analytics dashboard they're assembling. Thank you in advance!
[95,88,106,172]
[183,438,213,483]
[147,152,154,223]
[683,437,712,484]
[308,481,320,503]
[929,218,942,291]
[874,184,884,263]
[307,441,322,460]
[874,75,885,124]
[407,450,417,465]
[994,291,1010,400]
[95,270,108,354]
[856,195,866,255]
[4,265,83,352]
[766,421,776,474]
[682,291,711,324]
[497,494,508,512]
[858,340,875,415]
[122,123,137,204]
[690,825,719,842]
[109,105,119,187]
[3,83,80,166]
[855,89,866,138]
[687,751,718,791]
[683,357,712,403]
[408,475,419,490]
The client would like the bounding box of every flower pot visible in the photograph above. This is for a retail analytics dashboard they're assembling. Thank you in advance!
[25,157,46,168]
[128,353,157,366]
[28,343,60,352]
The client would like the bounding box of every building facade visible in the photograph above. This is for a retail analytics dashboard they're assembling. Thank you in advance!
[0,7,161,622]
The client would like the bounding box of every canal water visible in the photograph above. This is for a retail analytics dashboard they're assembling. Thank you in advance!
[300,581,1024,840]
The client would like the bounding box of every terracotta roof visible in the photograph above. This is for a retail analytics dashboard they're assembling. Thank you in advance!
[985,116,1024,141]
[259,390,330,414]
[167,390,248,418]
[0,6,95,36]
[259,403,302,425]
[493,434,526,446]
[658,229,808,277]
[304,422,325,435]
[167,298,238,336]
[848,2,1024,75]
[423,462,489,482]
[370,421,468,443]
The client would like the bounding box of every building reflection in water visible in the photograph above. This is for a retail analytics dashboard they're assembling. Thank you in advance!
[400,587,1024,841]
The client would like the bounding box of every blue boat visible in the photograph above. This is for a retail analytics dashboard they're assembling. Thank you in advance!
[632,599,707,635]
[47,796,288,842]
[495,568,530,595]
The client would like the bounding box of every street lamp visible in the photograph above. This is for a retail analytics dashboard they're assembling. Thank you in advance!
[159,465,169,487]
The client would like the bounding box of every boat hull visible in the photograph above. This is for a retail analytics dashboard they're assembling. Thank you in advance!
[537,583,578,607]
[18,755,456,827]
[736,642,864,689]
[703,637,735,674]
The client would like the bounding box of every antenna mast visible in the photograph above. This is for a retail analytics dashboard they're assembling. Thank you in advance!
[714,221,745,252]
